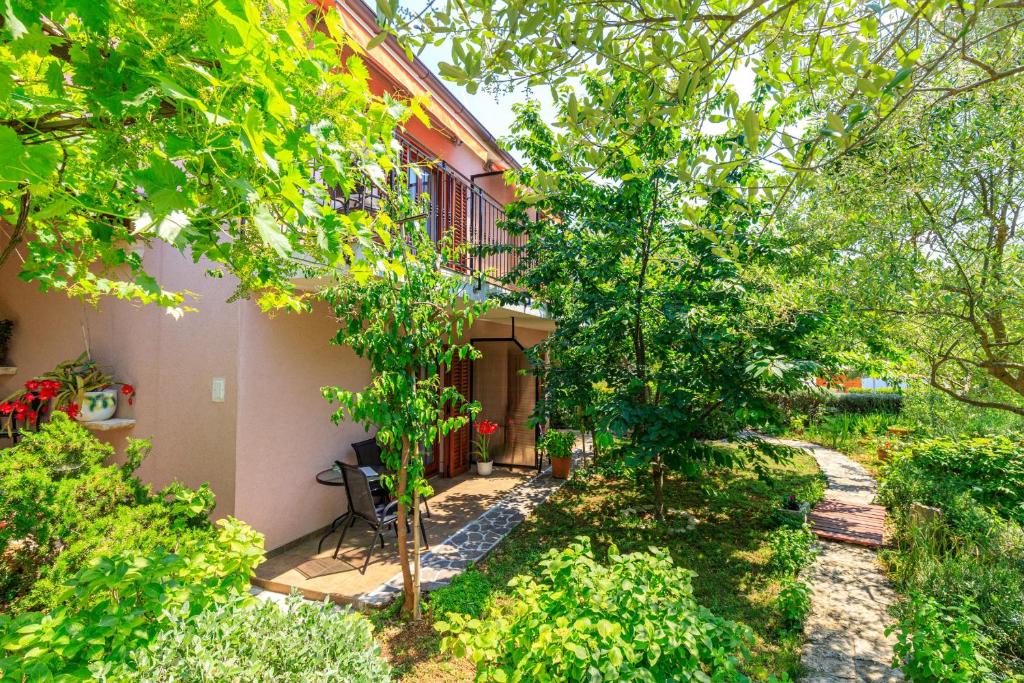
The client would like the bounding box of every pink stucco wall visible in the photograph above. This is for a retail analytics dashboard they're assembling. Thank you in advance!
[0,244,240,519]
[232,300,374,551]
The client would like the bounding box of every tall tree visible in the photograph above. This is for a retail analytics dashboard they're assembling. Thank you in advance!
[322,216,487,618]
[504,89,822,515]
[390,0,1024,198]
[790,79,1024,415]
[1,0,413,313]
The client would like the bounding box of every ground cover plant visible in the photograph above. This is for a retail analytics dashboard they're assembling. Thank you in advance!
[113,594,392,682]
[437,538,753,682]
[878,437,1024,678]
[375,444,826,681]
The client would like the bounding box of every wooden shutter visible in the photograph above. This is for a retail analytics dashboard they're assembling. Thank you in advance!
[445,356,472,477]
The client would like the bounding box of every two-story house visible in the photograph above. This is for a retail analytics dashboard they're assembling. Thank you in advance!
[0,0,552,557]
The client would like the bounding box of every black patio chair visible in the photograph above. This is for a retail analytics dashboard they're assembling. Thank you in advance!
[351,437,388,505]
[334,463,429,574]
[351,437,432,517]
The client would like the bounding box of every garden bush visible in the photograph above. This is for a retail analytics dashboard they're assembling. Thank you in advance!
[0,518,264,679]
[888,595,996,683]
[767,526,817,577]
[428,566,493,620]
[110,593,391,683]
[0,414,267,679]
[776,577,811,632]
[880,437,1024,527]
[879,436,1024,673]
[436,537,752,682]
[0,414,217,611]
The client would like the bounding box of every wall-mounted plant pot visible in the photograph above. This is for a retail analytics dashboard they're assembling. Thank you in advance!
[551,456,572,479]
[476,460,493,476]
[77,390,117,422]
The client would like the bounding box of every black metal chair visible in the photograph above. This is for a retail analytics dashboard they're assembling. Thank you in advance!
[334,464,429,574]
[351,437,432,517]
[352,438,388,505]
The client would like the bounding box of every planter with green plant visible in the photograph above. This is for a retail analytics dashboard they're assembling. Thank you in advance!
[1,353,135,432]
[775,494,811,526]
[538,429,575,479]
[473,419,498,476]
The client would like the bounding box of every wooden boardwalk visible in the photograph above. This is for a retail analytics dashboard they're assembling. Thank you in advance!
[809,498,887,548]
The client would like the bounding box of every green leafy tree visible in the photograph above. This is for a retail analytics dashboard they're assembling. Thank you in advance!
[1,0,410,313]
[503,88,822,516]
[322,216,488,618]
[391,0,1024,196]
[790,79,1024,415]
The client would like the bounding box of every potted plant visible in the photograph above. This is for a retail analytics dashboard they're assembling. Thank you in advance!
[0,319,12,365]
[473,419,498,475]
[776,494,811,526]
[539,429,575,479]
[0,353,135,429]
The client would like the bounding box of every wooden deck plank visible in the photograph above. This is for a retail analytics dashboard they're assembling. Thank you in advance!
[808,497,887,548]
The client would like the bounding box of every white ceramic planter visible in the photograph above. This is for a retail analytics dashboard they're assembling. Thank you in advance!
[77,390,117,422]
[476,460,494,476]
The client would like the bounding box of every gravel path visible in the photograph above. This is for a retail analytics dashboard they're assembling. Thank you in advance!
[769,438,903,682]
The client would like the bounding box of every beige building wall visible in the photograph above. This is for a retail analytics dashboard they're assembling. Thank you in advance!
[0,244,241,520]
[232,300,374,551]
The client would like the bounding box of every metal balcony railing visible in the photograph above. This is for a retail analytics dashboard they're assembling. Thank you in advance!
[333,135,523,287]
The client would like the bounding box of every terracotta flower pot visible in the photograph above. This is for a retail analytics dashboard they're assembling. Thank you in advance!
[551,456,572,479]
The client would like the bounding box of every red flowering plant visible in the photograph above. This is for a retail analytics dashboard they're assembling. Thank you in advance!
[473,419,499,463]
[1,353,134,435]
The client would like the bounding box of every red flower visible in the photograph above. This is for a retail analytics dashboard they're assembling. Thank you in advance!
[121,383,135,405]
[23,380,40,392]
[475,419,498,435]
[61,403,80,420]
[0,402,13,415]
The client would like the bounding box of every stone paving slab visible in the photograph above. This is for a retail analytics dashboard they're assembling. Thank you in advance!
[356,455,574,608]
[759,436,902,682]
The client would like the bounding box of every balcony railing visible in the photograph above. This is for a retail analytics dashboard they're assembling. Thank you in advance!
[333,135,524,287]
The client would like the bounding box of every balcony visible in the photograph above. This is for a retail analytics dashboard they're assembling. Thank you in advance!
[330,135,525,288]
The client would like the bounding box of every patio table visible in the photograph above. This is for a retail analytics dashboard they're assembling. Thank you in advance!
[314,465,383,553]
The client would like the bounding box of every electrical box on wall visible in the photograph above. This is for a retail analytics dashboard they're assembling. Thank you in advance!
[211,377,226,403]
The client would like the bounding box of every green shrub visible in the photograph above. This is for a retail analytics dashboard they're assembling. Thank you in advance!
[888,595,995,683]
[879,435,1024,672]
[0,414,218,612]
[880,436,1024,527]
[428,566,493,620]
[767,526,817,577]
[108,593,391,683]
[776,577,811,632]
[0,518,264,680]
[436,537,752,682]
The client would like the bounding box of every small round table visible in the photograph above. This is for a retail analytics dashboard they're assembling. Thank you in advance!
[315,468,351,553]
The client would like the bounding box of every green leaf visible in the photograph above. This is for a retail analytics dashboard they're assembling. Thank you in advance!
[253,205,290,256]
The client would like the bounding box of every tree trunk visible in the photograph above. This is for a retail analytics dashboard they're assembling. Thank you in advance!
[409,485,421,618]
[397,435,414,616]
[652,454,665,520]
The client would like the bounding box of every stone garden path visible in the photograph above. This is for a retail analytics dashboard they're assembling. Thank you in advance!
[769,438,903,683]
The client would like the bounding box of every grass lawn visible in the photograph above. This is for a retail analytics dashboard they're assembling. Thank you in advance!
[374,446,826,681]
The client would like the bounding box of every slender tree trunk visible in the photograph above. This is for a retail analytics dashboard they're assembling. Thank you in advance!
[397,435,414,616]
[409,483,421,622]
[652,454,665,519]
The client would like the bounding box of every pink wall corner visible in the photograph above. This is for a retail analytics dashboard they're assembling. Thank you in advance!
[233,299,373,551]
[0,244,241,520]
